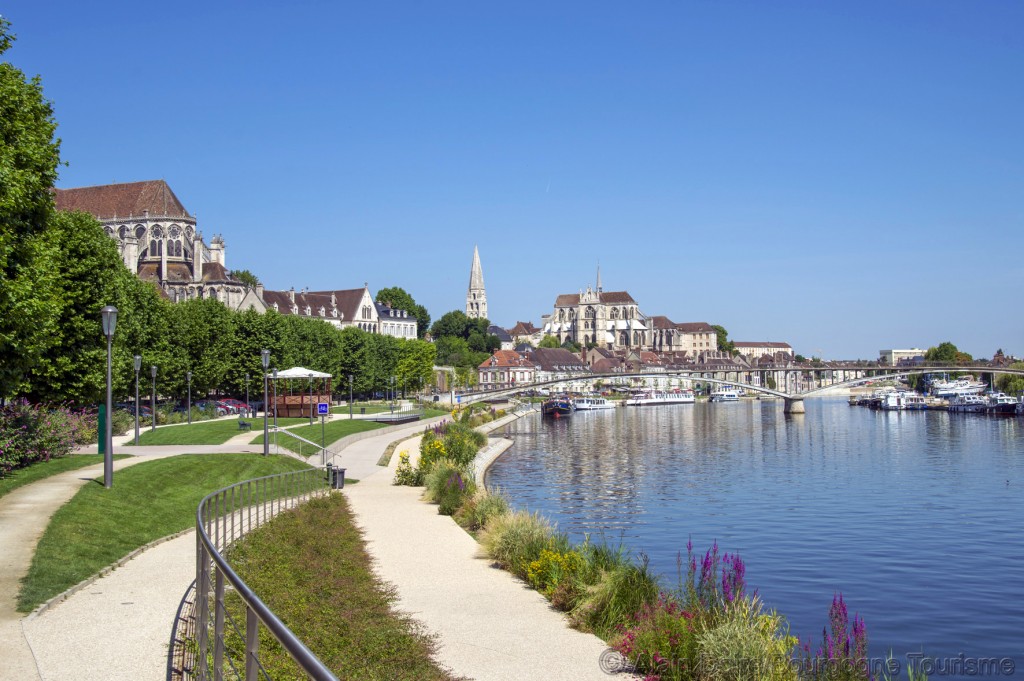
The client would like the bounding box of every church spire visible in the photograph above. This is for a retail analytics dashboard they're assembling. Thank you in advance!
[466,245,488,320]
[596,262,602,293]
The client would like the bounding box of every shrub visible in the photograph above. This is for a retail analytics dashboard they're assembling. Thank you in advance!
[479,509,560,579]
[0,401,96,477]
[423,459,476,515]
[798,593,870,681]
[696,596,798,681]
[527,548,585,596]
[454,487,510,532]
[572,554,660,637]
[393,451,424,486]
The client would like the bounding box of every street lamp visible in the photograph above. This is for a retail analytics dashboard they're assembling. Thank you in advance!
[272,368,278,428]
[245,372,250,417]
[308,373,314,426]
[348,374,353,419]
[151,365,157,432]
[100,305,117,489]
[133,355,141,446]
[186,371,193,425]
[390,376,396,414]
[261,349,270,456]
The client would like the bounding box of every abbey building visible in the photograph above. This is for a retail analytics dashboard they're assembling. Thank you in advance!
[53,180,254,309]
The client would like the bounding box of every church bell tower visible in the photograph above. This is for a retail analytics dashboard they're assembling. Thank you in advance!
[466,245,488,320]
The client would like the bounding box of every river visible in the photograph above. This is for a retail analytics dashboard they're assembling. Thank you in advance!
[485,399,1024,678]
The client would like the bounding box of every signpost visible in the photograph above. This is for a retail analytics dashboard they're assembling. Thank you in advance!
[318,402,329,466]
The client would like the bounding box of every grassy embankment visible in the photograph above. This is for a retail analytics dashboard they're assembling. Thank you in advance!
[0,454,129,500]
[249,419,386,456]
[132,417,307,446]
[226,493,459,680]
[18,453,310,611]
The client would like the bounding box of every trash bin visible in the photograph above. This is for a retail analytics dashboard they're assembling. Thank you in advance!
[325,463,346,489]
[360,407,365,415]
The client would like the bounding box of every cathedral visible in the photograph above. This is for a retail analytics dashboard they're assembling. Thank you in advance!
[53,180,255,309]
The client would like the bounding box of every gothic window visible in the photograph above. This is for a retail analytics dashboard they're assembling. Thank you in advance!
[185,226,194,240]
[135,225,146,239]
[175,241,183,257]
[118,225,129,239]
[585,306,596,319]
[152,225,165,239]
[558,309,565,321]
[210,289,219,301]
[611,308,619,320]
[169,225,182,239]
[150,239,158,255]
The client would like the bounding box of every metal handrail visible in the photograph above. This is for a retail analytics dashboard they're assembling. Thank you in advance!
[194,469,338,681]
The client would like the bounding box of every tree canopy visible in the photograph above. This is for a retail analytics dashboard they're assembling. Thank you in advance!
[924,342,972,364]
[232,269,261,289]
[710,325,733,353]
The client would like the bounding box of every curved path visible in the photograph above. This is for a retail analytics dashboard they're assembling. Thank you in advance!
[1,417,617,681]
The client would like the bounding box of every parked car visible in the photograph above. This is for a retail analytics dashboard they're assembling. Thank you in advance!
[220,398,251,415]
[196,400,228,416]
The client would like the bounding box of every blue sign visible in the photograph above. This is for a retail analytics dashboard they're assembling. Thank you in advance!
[317,402,329,416]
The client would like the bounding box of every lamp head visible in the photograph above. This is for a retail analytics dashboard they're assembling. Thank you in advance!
[273,368,278,378]
[151,365,157,378]
[100,305,118,338]
[134,355,142,372]
[261,349,270,369]
[187,371,192,382]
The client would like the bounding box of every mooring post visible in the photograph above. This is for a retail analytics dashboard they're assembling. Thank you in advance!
[784,398,805,414]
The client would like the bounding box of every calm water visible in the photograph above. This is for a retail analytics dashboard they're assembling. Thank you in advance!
[486,399,1024,677]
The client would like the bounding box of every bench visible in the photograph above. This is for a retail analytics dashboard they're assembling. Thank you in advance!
[238,420,252,432]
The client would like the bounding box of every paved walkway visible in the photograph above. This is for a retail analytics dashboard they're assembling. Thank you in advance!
[2,413,615,681]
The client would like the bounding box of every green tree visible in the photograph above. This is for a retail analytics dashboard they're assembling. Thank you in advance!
[996,362,1024,395]
[430,310,472,340]
[395,340,437,394]
[538,335,561,349]
[376,286,431,339]
[167,298,234,397]
[924,342,970,364]
[710,324,732,353]
[794,354,808,363]
[232,269,261,289]
[26,211,127,404]
[562,339,582,353]
[0,20,63,398]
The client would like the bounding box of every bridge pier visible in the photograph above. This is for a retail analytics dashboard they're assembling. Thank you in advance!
[784,398,805,415]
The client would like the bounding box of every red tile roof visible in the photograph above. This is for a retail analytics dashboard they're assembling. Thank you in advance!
[478,350,536,369]
[674,322,715,333]
[53,180,192,220]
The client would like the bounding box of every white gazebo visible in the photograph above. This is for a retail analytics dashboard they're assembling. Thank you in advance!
[269,367,333,418]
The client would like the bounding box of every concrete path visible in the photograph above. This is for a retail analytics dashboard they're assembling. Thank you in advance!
[344,424,615,681]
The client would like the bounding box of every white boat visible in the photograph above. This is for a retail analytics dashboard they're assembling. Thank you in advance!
[625,390,695,406]
[880,391,927,411]
[985,392,1019,416]
[573,397,616,411]
[709,389,740,402]
[930,377,987,397]
[948,394,988,413]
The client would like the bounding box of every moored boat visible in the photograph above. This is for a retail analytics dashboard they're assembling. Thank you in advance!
[930,377,987,398]
[573,396,616,410]
[880,391,927,411]
[625,390,695,406]
[709,389,740,403]
[541,397,575,417]
[948,394,988,413]
[985,392,1019,416]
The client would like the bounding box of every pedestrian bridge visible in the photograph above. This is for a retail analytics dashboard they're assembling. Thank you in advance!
[454,365,1024,414]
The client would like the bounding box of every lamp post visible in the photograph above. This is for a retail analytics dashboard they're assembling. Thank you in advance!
[272,368,278,428]
[348,374,353,419]
[150,365,158,432]
[390,376,396,414]
[100,306,117,489]
[186,371,192,425]
[261,350,270,456]
[245,372,250,417]
[308,373,314,425]
[133,355,141,446]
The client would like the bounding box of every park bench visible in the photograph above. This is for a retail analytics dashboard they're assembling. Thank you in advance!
[238,420,252,432]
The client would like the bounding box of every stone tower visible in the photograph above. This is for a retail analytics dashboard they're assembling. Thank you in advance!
[466,245,488,320]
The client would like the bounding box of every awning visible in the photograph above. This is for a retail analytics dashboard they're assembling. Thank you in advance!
[270,366,332,379]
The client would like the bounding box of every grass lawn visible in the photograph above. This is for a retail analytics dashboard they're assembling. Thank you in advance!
[18,453,310,612]
[330,402,391,415]
[227,494,458,680]
[0,455,130,500]
[133,417,307,446]
[250,419,386,456]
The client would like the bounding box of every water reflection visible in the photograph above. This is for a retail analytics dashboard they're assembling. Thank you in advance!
[487,400,1024,678]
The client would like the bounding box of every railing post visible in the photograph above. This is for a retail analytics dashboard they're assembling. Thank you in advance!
[197,539,210,681]
[245,605,260,681]
[214,567,225,681]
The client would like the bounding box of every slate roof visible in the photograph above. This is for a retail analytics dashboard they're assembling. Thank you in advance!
[674,322,715,333]
[487,325,513,343]
[734,341,793,349]
[554,290,636,307]
[53,180,192,220]
[478,350,536,370]
[529,348,590,372]
[376,302,416,321]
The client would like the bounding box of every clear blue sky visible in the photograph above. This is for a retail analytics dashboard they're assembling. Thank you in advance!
[6,1,1022,359]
